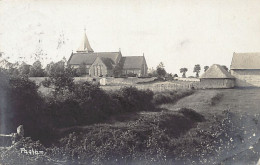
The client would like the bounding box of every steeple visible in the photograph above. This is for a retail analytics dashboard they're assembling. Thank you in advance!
[77,28,94,53]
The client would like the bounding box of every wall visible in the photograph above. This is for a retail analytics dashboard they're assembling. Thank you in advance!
[231,70,260,87]
[174,77,200,82]
[200,79,235,89]
[122,69,141,76]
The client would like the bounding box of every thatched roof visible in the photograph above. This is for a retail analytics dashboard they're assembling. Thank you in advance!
[200,64,234,79]
[231,52,260,69]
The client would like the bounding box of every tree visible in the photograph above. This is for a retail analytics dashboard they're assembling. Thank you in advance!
[76,62,87,76]
[18,62,30,75]
[44,61,74,93]
[156,62,166,78]
[222,65,229,72]
[29,60,45,77]
[45,62,54,77]
[147,67,158,77]
[180,68,188,78]
[193,64,201,78]
[204,66,209,72]
[113,64,122,77]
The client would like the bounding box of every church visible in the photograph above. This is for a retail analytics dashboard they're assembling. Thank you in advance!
[67,31,148,77]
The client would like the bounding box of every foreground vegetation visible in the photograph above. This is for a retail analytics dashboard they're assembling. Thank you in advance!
[2,66,260,164]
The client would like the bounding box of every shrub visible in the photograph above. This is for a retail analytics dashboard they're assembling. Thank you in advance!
[113,86,154,112]
[210,92,224,106]
[127,73,137,77]
[41,78,51,87]
[178,108,205,122]
[153,90,194,105]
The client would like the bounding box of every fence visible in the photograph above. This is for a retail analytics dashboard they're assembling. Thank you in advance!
[0,134,12,149]
[101,82,201,92]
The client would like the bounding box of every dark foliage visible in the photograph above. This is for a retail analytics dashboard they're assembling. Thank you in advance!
[127,72,137,77]
[210,93,224,106]
[76,62,87,76]
[112,86,154,112]
[178,108,205,122]
[29,60,46,77]
[47,61,74,92]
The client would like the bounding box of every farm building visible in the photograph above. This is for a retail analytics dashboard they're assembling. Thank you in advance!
[200,64,235,88]
[230,52,260,87]
[67,30,148,77]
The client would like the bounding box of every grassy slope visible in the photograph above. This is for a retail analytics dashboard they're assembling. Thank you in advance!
[160,88,260,164]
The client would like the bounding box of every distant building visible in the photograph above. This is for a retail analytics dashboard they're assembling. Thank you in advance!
[230,52,260,87]
[200,64,235,88]
[67,30,148,77]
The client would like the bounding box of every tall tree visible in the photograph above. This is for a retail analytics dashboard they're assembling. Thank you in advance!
[19,62,30,75]
[29,60,45,77]
[204,66,209,72]
[180,68,188,78]
[193,64,201,78]
[156,62,166,78]
[43,61,74,93]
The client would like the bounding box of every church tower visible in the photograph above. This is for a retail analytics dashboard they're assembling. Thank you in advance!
[76,28,94,53]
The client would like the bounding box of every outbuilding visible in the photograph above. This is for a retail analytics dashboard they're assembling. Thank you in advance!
[200,64,235,89]
[230,52,260,87]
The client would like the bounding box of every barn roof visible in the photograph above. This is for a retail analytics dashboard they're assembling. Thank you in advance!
[68,52,121,65]
[200,64,234,79]
[231,52,260,69]
[122,56,146,69]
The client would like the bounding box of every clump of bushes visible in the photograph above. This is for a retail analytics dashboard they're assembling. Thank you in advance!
[178,108,205,122]
[45,110,206,164]
[112,86,154,112]
[210,92,224,106]
[153,90,195,105]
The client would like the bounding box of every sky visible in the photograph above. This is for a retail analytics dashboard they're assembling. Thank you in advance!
[1,0,260,76]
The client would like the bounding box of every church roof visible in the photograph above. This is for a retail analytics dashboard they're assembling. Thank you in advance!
[231,52,260,69]
[68,52,121,65]
[122,56,146,69]
[77,31,94,53]
[200,64,234,79]
[99,57,114,70]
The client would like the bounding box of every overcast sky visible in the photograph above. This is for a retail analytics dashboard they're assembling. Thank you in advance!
[1,0,260,76]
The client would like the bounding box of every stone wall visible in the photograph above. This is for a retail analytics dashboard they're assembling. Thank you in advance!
[231,70,260,87]
[200,79,235,89]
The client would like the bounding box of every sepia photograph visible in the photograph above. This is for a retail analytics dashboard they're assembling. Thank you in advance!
[1,0,260,164]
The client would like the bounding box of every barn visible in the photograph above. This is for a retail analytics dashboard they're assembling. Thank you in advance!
[230,52,260,87]
[200,64,235,89]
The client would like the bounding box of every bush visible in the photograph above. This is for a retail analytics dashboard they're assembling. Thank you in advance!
[113,86,154,112]
[41,78,51,87]
[153,90,194,105]
[210,93,224,106]
[178,108,205,122]
[127,73,137,77]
